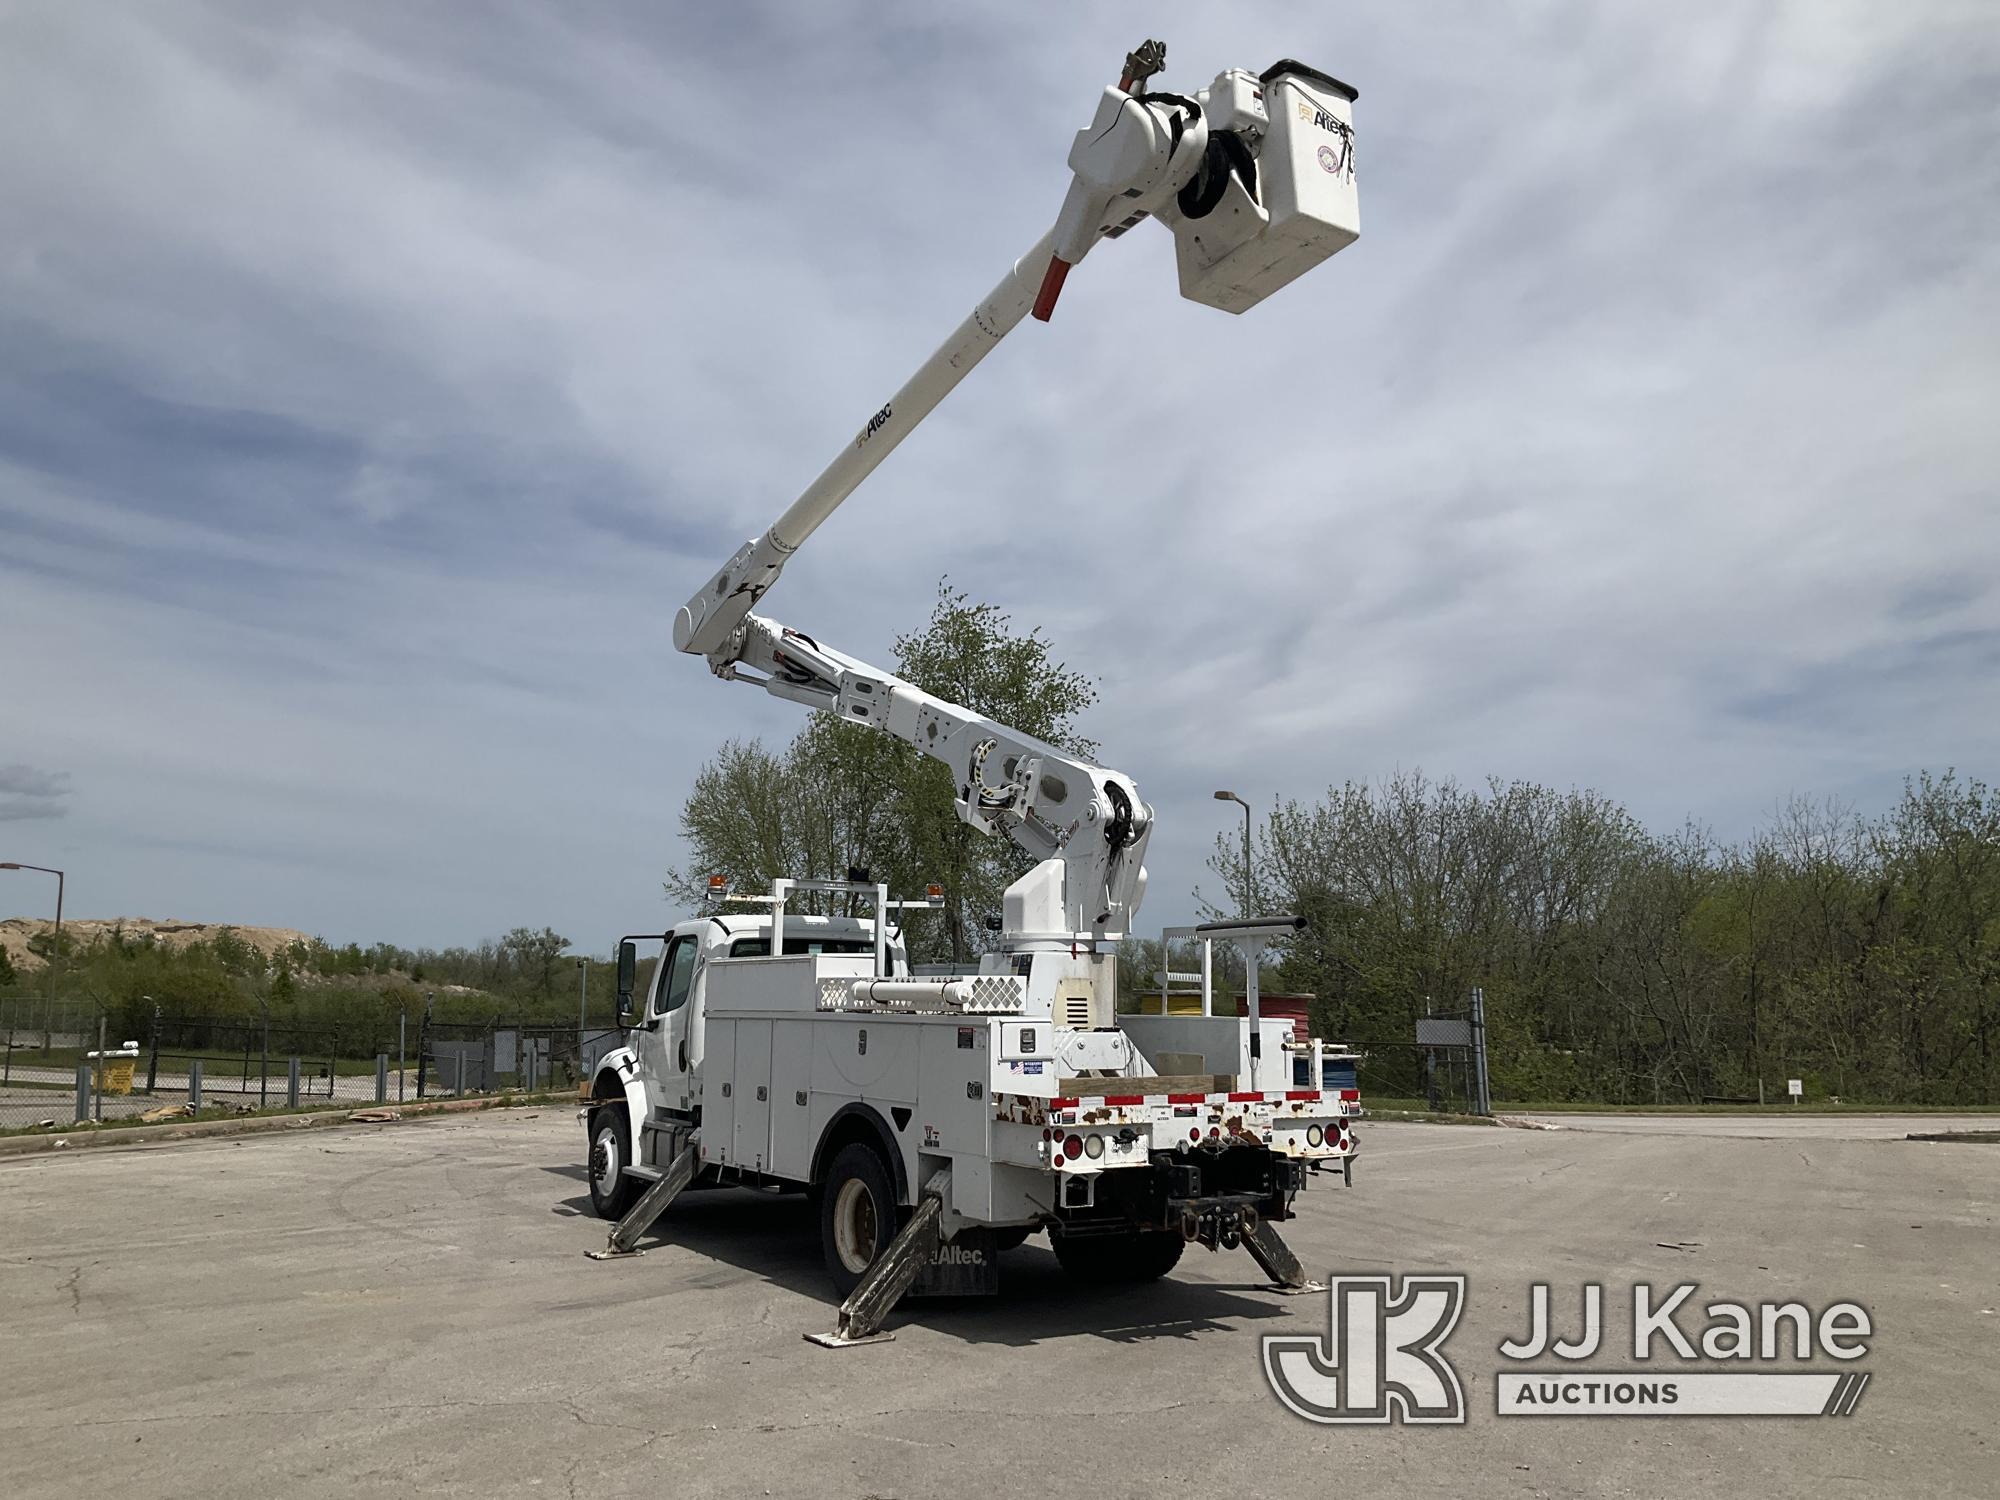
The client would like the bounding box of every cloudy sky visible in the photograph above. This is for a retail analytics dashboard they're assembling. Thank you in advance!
[2,3,1994,951]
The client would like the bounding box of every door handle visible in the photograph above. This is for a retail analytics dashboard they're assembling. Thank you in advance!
[678,1039,688,1073]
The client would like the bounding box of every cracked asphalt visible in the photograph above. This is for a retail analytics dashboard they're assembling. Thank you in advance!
[0,1110,1993,1498]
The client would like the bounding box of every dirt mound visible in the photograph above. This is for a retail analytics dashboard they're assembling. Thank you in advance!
[0,917,315,972]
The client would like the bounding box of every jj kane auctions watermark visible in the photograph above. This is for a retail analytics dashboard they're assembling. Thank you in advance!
[1263,1275,1873,1423]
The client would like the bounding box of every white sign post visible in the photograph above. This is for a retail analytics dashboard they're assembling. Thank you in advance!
[1788,1078,1803,1105]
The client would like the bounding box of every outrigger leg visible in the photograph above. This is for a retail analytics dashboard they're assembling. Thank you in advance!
[586,1140,700,1260]
[805,1170,950,1348]
[1241,1214,1326,1297]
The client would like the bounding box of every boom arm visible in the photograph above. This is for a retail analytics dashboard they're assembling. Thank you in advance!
[670,41,1359,946]
[724,612,1152,941]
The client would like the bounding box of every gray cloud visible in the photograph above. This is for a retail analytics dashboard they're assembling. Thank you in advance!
[0,3,1992,944]
[0,764,72,821]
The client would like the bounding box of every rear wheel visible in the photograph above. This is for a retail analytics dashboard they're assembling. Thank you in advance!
[587,1106,640,1220]
[819,1142,899,1297]
[1051,1229,1185,1284]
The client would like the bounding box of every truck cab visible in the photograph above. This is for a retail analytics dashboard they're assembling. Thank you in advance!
[585,910,907,1219]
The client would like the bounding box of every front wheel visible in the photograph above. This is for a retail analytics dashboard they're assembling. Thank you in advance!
[1050,1229,1185,1285]
[819,1142,900,1297]
[587,1106,640,1220]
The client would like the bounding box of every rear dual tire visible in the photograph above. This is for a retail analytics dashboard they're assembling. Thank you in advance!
[820,1142,901,1297]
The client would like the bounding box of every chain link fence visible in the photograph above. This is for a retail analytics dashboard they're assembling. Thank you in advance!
[0,997,608,1130]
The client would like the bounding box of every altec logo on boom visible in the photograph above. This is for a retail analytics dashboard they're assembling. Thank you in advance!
[1263,1275,1874,1423]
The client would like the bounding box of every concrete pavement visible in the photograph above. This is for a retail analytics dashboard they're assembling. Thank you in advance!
[0,1110,1993,1498]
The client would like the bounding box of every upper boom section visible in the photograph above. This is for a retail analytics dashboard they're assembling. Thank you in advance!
[671,230,1056,661]
[674,44,1358,669]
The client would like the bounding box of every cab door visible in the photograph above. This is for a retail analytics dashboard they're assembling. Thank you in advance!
[637,932,700,1115]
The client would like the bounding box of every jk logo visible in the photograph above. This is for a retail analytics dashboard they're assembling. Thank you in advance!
[1263,1274,1467,1424]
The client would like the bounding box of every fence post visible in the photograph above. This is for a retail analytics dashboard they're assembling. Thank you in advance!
[287,1056,300,1109]
[375,1054,388,1104]
[189,1058,203,1111]
[146,1002,161,1094]
[455,1051,466,1097]
[74,1060,91,1122]
[398,1010,407,1103]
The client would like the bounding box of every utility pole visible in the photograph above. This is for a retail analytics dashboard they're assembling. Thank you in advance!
[577,957,591,1086]
[1469,985,1492,1117]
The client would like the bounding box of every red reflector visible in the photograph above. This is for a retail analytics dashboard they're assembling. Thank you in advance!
[1050,1097,1080,1111]
[1063,1134,1083,1160]
[1030,254,1071,321]
[1189,1127,1200,1141]
[1167,1092,1204,1105]
[1286,1090,1317,1101]
[1227,1092,1261,1103]
[1340,1088,1359,1101]
[1103,1094,1144,1107]
[1208,1127,1220,1138]
[1041,1128,1052,1141]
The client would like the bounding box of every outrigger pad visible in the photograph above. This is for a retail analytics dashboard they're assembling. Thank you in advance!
[802,1330,897,1349]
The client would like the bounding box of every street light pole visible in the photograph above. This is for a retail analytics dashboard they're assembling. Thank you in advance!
[1,863,64,1052]
[1211,793,1254,917]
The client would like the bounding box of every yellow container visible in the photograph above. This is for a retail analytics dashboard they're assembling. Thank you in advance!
[88,1047,140,1097]
[1128,992,1210,1016]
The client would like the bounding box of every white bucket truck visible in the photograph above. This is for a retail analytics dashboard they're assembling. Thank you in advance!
[584,39,1365,1345]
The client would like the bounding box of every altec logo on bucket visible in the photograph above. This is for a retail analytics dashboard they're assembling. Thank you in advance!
[1263,1275,1874,1423]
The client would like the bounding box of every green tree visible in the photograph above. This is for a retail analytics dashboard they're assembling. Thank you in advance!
[0,942,16,990]
[502,927,571,999]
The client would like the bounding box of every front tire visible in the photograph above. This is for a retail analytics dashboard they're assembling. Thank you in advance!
[819,1142,899,1297]
[587,1106,640,1220]
[1051,1229,1185,1285]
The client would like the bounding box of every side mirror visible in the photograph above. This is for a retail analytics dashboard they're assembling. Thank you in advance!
[615,941,637,1027]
